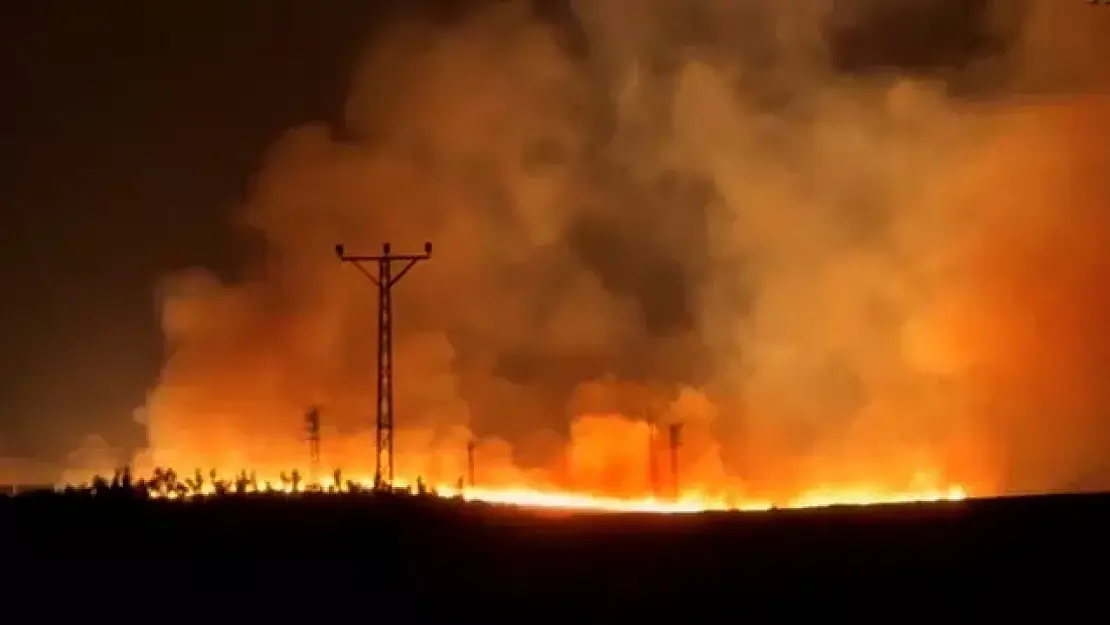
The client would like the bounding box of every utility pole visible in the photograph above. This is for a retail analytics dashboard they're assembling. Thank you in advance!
[668,423,683,500]
[336,241,432,488]
[647,420,660,497]
[305,406,321,485]
[466,439,476,488]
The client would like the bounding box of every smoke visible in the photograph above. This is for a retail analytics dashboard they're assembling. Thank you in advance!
[108,0,1110,500]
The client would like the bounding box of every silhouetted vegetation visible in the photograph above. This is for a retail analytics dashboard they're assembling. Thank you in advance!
[0,472,1107,614]
[1,466,460,504]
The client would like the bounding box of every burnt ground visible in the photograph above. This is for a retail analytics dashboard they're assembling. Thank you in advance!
[0,489,1105,617]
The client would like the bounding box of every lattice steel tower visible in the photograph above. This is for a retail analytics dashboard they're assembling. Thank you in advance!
[335,241,432,487]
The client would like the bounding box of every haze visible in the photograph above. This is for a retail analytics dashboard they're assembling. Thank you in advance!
[4,0,1109,502]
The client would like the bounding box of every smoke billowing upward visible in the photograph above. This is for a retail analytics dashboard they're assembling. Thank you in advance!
[96,0,1110,501]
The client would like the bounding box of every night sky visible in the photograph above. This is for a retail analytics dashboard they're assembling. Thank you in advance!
[0,0,385,462]
[0,0,1005,466]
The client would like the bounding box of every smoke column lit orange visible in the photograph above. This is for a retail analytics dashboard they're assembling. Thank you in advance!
[61,1,1110,512]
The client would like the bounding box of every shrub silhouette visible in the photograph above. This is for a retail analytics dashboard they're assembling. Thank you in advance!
[235,470,250,494]
[1,467,469,512]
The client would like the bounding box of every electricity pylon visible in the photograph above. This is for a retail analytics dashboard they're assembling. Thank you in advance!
[335,241,432,488]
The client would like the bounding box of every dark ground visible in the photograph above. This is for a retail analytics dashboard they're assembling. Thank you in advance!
[0,489,1105,617]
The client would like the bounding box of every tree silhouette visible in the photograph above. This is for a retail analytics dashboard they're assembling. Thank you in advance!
[235,470,250,494]
[185,469,205,494]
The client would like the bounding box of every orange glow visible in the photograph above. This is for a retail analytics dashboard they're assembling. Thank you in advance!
[109,407,983,514]
[128,467,968,513]
[79,3,1107,512]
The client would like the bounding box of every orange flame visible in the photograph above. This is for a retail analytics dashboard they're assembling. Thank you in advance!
[138,468,967,513]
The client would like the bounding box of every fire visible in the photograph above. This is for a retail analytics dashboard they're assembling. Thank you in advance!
[137,469,967,513]
[441,482,966,512]
[115,402,986,516]
[109,408,980,513]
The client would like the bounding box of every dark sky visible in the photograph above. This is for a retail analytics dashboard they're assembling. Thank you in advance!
[0,0,385,461]
[0,0,1005,465]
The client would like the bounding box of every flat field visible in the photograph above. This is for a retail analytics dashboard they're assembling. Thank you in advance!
[1,489,1104,614]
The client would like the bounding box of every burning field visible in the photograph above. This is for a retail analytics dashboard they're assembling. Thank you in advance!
[128,467,966,514]
[58,0,1110,514]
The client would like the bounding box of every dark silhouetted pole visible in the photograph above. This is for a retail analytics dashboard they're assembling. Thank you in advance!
[466,439,476,488]
[305,406,321,484]
[668,423,683,500]
[648,420,660,497]
[336,241,432,487]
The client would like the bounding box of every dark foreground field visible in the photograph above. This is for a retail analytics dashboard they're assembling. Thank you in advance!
[1,489,1106,616]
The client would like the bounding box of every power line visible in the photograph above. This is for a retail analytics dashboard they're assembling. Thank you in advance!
[335,241,432,488]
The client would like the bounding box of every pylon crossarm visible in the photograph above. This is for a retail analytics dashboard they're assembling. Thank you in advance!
[388,258,422,287]
[341,254,429,262]
[349,262,381,286]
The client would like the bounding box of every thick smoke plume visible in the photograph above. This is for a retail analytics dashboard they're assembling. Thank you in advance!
[100,0,1110,501]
